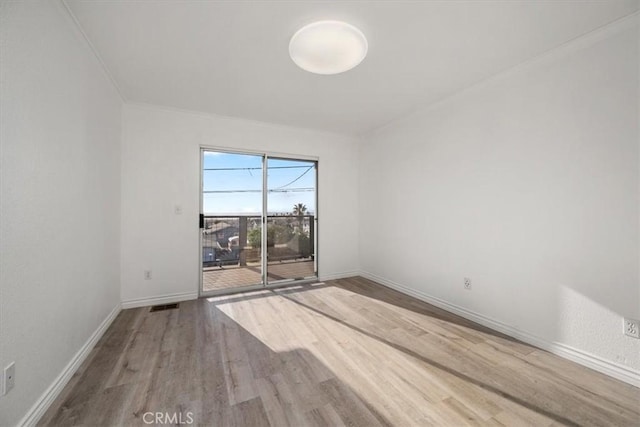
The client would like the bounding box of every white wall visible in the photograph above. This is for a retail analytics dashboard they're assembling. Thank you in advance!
[359,17,640,378]
[0,2,122,425]
[120,105,359,304]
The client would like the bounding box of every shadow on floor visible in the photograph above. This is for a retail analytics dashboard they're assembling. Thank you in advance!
[210,277,638,426]
[39,298,392,427]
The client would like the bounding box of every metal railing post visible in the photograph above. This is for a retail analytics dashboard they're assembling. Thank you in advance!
[239,216,248,266]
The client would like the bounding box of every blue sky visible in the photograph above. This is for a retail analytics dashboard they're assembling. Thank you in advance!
[203,151,316,215]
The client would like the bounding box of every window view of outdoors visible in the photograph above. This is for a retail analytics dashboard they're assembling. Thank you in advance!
[202,151,317,293]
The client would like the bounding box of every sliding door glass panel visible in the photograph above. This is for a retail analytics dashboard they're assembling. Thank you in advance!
[201,151,263,293]
[266,158,317,284]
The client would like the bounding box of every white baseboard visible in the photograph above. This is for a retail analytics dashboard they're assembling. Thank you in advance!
[18,303,122,427]
[121,291,198,309]
[319,271,359,282]
[359,271,640,388]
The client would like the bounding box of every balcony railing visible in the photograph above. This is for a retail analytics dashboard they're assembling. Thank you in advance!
[202,215,315,268]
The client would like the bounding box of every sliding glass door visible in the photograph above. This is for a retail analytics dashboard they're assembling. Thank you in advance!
[201,152,264,293]
[200,149,317,295]
[266,158,317,284]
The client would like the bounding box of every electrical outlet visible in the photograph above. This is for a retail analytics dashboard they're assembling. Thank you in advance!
[464,277,472,290]
[623,318,640,339]
[144,270,152,280]
[2,362,15,396]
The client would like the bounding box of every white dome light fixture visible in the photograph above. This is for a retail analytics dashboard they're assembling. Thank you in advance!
[289,20,368,75]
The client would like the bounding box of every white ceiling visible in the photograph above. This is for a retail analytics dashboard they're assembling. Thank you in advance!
[65,0,639,136]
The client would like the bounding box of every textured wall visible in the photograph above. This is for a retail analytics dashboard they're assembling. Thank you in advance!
[359,18,640,374]
[0,2,122,425]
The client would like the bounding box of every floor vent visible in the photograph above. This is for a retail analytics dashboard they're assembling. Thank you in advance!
[150,303,179,312]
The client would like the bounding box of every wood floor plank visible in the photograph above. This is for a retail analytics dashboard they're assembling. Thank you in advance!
[231,397,270,427]
[254,376,294,427]
[304,403,346,427]
[317,378,390,427]
[40,277,640,427]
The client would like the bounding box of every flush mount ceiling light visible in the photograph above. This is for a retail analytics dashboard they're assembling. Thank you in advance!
[289,20,368,75]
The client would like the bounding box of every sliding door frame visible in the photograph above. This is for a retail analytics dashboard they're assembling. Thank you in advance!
[198,146,319,297]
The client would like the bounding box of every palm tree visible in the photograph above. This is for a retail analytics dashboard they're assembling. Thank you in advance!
[292,203,307,233]
[293,203,307,216]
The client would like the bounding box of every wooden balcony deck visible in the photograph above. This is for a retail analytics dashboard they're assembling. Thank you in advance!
[202,259,315,292]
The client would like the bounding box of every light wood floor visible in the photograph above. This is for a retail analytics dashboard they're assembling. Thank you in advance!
[40,277,640,426]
